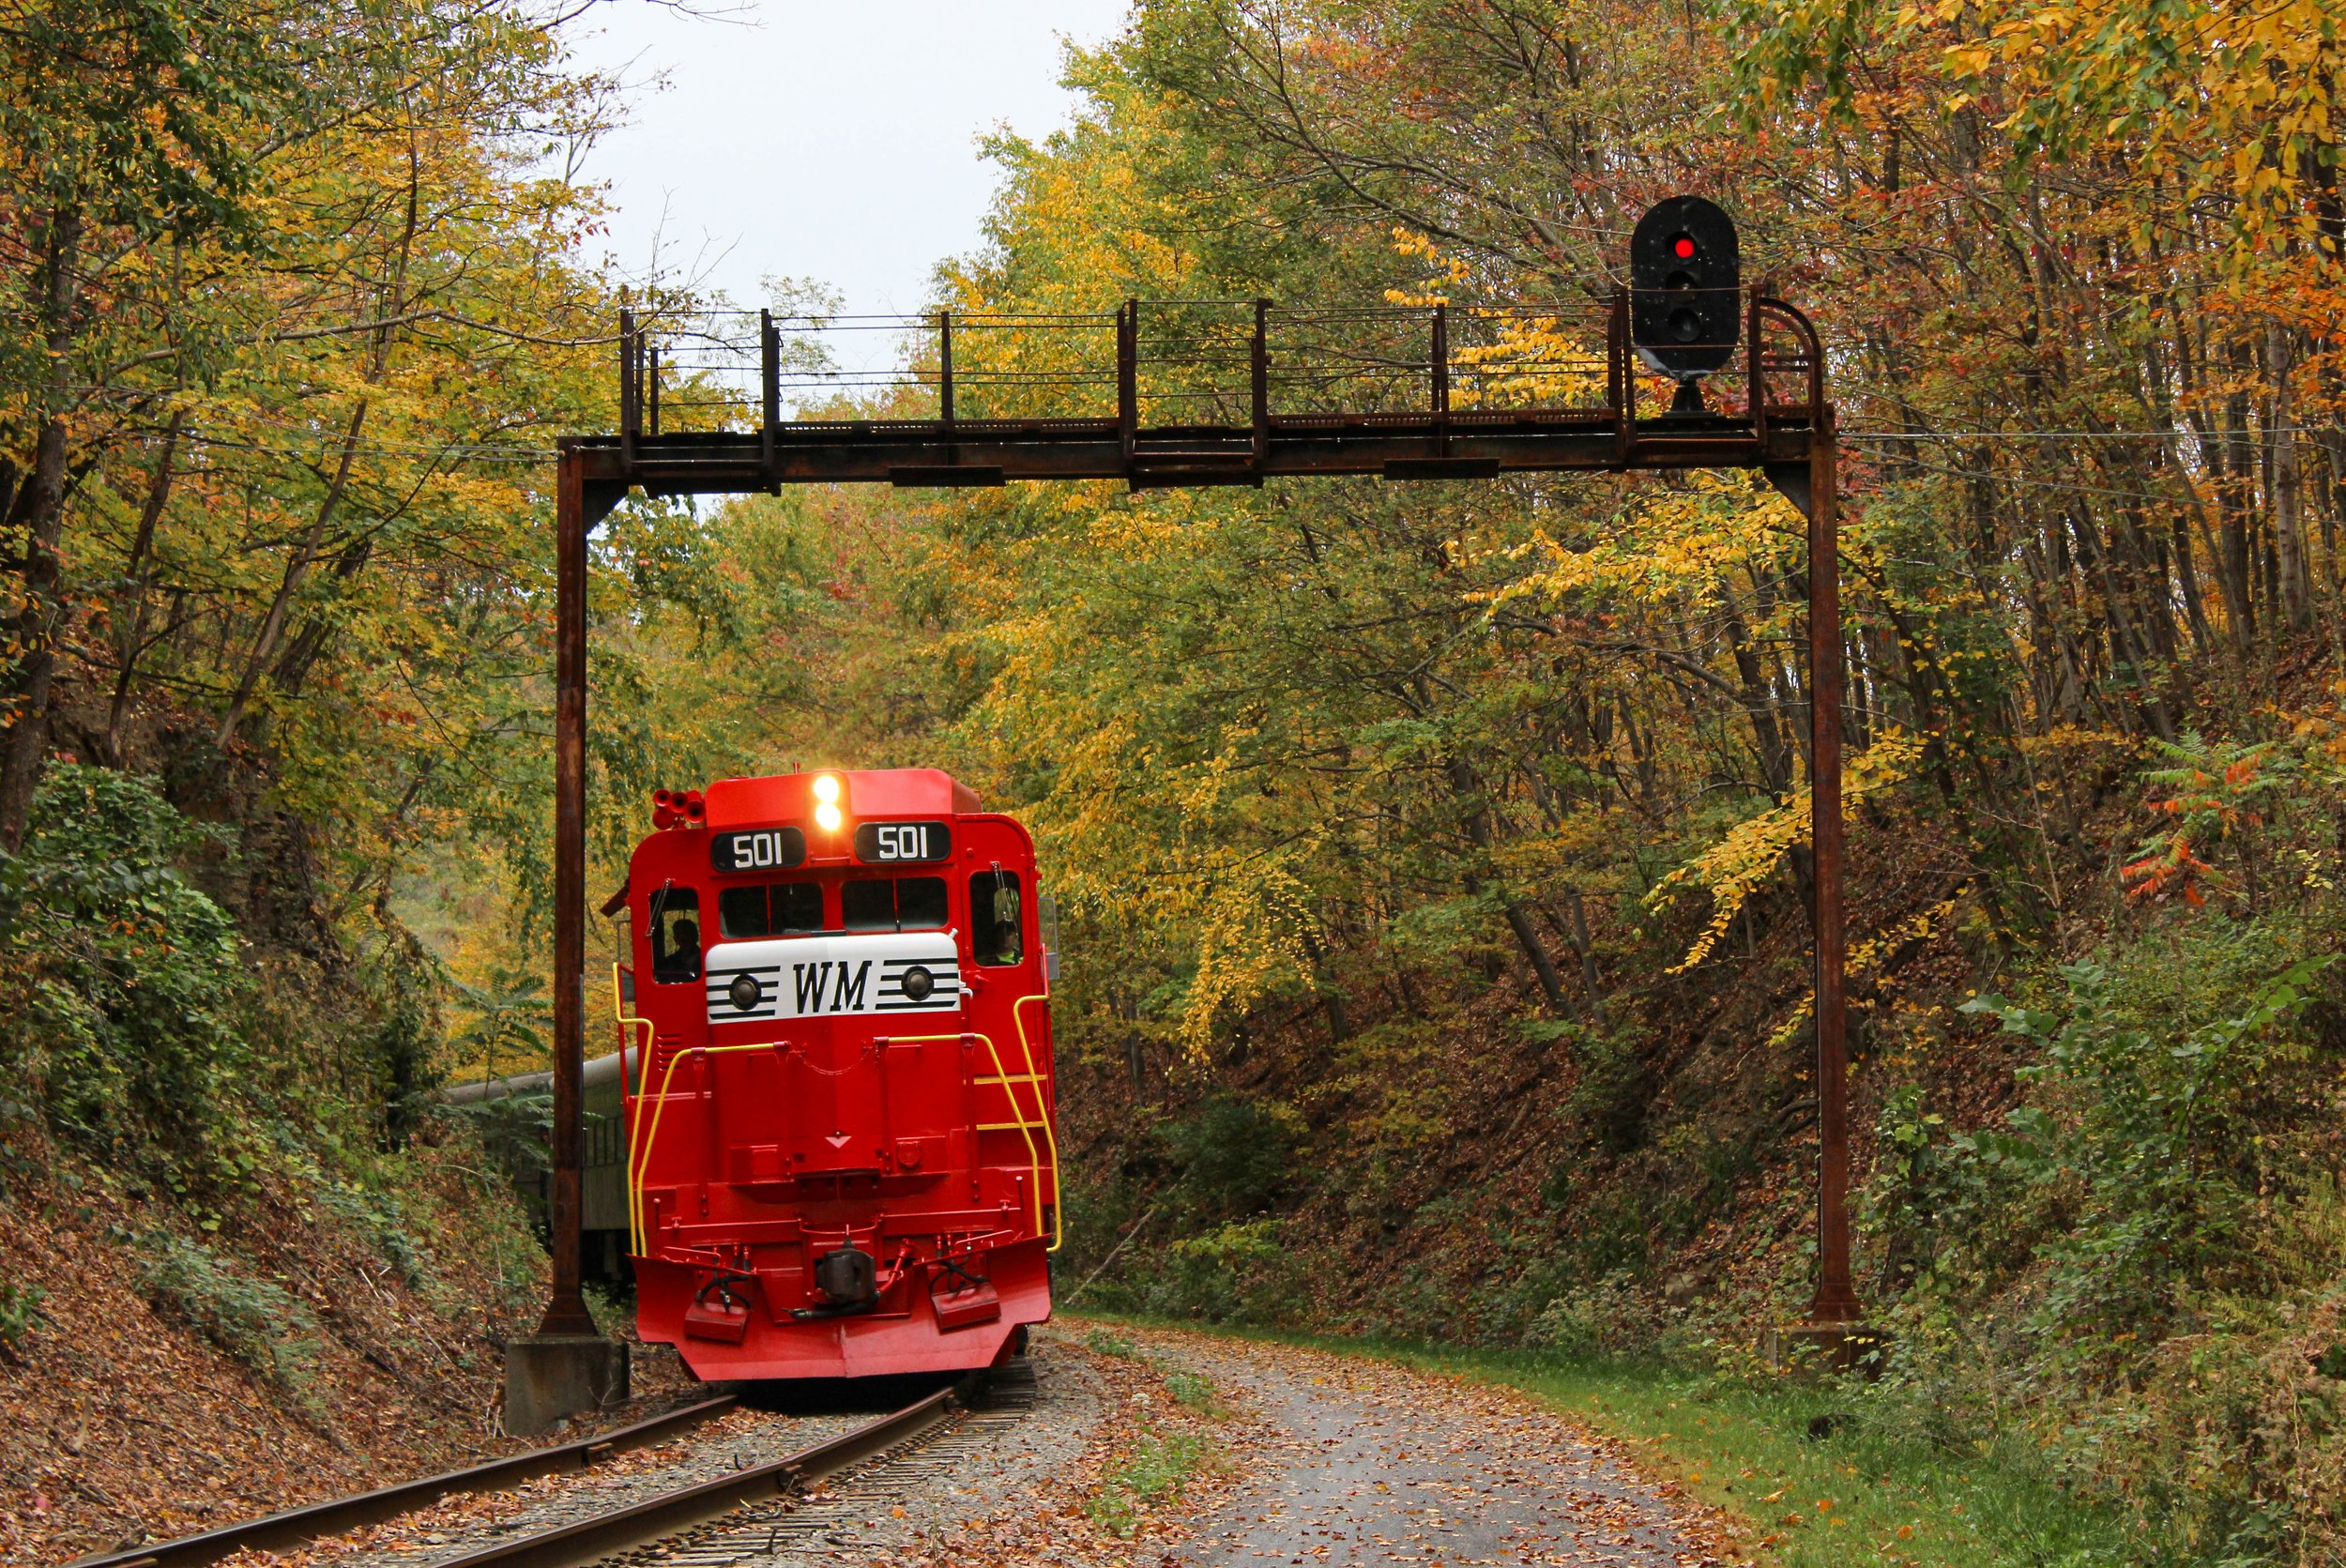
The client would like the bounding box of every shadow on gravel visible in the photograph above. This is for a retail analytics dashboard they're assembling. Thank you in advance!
[718,1373,961,1418]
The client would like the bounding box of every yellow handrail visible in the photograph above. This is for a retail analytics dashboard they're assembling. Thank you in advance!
[612,962,655,1091]
[1012,991,1063,1251]
[611,961,658,1256]
[627,1041,781,1256]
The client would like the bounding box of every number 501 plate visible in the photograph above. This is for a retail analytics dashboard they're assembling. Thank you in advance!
[854,820,952,863]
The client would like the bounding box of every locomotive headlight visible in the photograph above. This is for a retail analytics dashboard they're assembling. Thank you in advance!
[728,973,761,1012]
[812,774,842,803]
[814,800,843,831]
[900,965,935,1002]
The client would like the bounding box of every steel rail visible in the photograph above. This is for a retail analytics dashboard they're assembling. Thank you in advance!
[428,1376,975,1568]
[66,1394,740,1568]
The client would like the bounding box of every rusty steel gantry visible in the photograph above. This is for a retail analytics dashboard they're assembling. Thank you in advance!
[534,290,1863,1364]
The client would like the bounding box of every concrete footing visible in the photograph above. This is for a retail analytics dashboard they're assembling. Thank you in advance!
[1764,1320,1892,1377]
[504,1333,630,1436]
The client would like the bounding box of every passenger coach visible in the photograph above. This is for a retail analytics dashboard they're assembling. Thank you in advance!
[611,767,1059,1379]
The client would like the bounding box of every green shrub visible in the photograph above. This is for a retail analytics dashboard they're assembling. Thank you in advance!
[1565,1034,1656,1156]
[317,1180,430,1288]
[139,1230,321,1407]
[1165,1096,1298,1223]
[1084,1429,1212,1538]
[1958,951,2329,1359]
[1163,1368,1218,1411]
[1085,1326,1141,1359]
[0,1278,44,1350]
[443,1089,552,1181]
[1526,1272,1665,1359]
[1144,1217,1309,1322]
[0,766,249,1169]
[1857,914,2346,1562]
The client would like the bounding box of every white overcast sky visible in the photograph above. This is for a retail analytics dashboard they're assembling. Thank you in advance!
[562,1,1134,317]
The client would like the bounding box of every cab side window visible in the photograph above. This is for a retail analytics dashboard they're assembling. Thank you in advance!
[969,871,1023,967]
[648,889,703,982]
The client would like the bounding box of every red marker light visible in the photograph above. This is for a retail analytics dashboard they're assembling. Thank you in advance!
[1672,235,1697,260]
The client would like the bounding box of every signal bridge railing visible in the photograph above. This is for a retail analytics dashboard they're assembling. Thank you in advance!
[592,290,1822,495]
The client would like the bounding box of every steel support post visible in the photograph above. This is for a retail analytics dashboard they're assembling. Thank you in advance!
[1805,409,1864,1327]
[539,446,598,1339]
[503,447,629,1426]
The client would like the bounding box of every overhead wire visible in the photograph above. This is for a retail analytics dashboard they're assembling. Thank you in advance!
[80,300,2338,474]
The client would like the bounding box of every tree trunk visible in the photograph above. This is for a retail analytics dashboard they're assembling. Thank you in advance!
[2270,325,2314,632]
[214,398,368,750]
[101,410,185,766]
[1441,754,1568,1012]
[0,205,85,849]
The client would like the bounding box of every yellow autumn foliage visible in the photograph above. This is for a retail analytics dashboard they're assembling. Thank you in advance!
[1647,732,1927,974]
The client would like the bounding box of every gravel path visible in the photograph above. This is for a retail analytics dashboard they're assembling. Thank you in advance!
[236,1326,1735,1568]
[1121,1326,1734,1567]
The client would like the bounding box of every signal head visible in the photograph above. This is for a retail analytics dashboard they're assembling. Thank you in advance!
[1629,196,1741,384]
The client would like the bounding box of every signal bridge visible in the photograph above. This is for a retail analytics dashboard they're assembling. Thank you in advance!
[526,201,1868,1429]
[580,288,1821,497]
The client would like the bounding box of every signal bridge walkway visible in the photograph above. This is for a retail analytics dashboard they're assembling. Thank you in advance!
[577,290,1825,502]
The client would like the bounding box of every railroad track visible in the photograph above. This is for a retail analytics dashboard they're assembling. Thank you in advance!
[70,1364,1035,1568]
[518,1362,1038,1568]
[68,1394,742,1568]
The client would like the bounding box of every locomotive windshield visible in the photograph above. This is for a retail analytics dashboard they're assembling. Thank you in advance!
[719,879,823,938]
[843,875,948,933]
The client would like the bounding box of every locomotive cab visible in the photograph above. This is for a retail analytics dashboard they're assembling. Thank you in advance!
[615,768,1058,1379]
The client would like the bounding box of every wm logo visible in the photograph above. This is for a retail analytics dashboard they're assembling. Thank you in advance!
[791,959,872,1013]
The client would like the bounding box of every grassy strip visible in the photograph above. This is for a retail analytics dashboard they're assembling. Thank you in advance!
[1072,1314,2129,1568]
[1086,1428,1215,1539]
[1078,1325,1227,1540]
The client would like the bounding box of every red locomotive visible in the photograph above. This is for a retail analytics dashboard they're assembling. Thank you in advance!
[610,767,1059,1379]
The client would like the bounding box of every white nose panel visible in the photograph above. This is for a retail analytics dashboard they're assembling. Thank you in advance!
[703,932,963,1023]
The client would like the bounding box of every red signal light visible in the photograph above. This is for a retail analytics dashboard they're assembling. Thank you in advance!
[1672,235,1697,260]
